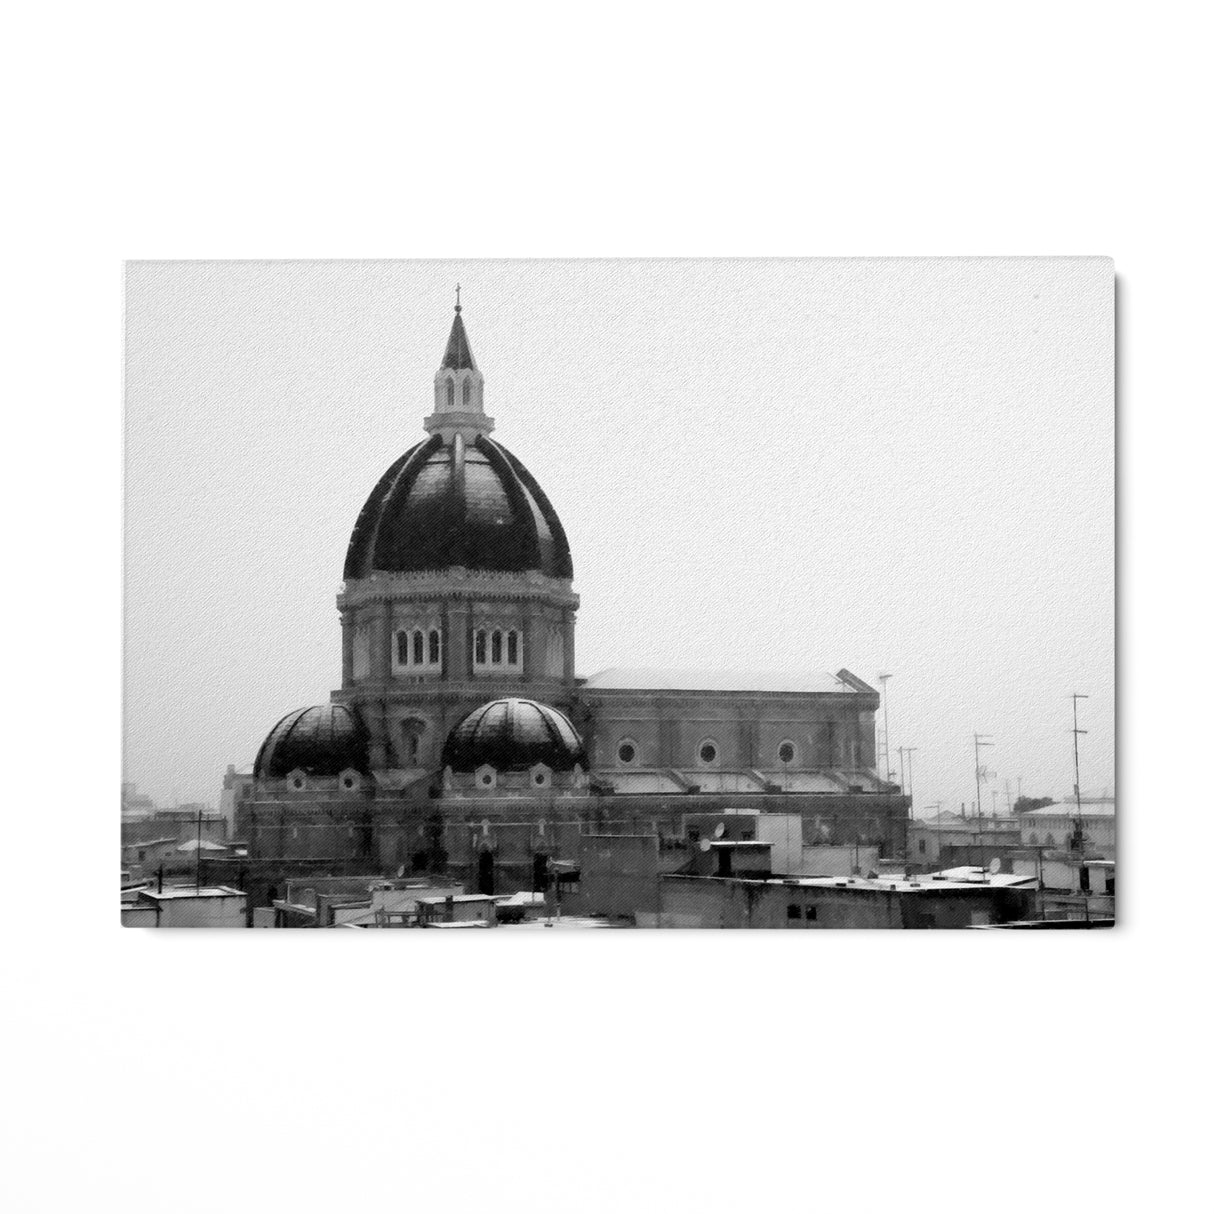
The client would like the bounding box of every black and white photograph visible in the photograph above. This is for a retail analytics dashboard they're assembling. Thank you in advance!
[10,3,1211,1211]
[123,258,1113,929]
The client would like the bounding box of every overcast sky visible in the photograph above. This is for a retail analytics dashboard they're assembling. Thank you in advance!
[124,258,1113,813]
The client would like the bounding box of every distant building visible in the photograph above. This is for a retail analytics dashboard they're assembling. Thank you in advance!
[219,766,254,836]
[1012,796,1115,920]
[908,812,1021,869]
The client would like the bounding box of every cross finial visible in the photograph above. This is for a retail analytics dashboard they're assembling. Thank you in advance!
[455,283,461,313]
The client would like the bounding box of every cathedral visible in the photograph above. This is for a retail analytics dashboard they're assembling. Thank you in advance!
[237,300,908,895]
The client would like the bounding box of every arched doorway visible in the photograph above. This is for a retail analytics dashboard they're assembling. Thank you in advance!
[477,849,496,895]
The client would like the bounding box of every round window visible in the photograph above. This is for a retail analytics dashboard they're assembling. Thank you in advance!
[778,741,796,764]
[699,742,718,764]
[534,772,547,786]
[617,742,636,765]
[342,775,356,790]
[291,776,305,791]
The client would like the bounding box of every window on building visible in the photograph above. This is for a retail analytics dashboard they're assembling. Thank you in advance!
[507,630,519,665]
[787,904,802,920]
[805,906,818,921]
[446,379,455,407]
[617,741,636,765]
[412,630,424,665]
[428,629,440,665]
[778,741,796,764]
[475,630,487,665]
[462,378,471,405]
[491,630,503,664]
[918,839,927,854]
[699,741,718,764]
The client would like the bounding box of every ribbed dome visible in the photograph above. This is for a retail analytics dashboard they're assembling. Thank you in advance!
[442,698,587,773]
[343,434,573,580]
[254,704,370,779]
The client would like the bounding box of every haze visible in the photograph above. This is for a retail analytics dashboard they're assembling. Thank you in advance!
[123,257,1113,814]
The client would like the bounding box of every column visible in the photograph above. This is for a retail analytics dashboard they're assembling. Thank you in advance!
[447,600,470,682]
[372,600,391,682]
[340,611,354,687]
[521,601,537,683]
[562,608,576,684]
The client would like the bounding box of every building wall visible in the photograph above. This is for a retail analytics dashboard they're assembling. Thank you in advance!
[656,876,1033,929]
[583,691,879,775]
[138,893,247,928]
[576,834,660,921]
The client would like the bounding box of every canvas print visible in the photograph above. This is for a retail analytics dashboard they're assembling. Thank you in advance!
[122,258,1114,928]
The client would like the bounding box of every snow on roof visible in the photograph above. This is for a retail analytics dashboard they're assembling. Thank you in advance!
[581,668,862,694]
[1022,803,1115,817]
[175,838,229,853]
[140,885,245,901]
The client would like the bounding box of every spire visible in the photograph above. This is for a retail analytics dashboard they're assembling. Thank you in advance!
[426,290,492,440]
[441,286,477,371]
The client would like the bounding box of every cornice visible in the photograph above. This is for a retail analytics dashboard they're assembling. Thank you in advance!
[339,568,579,610]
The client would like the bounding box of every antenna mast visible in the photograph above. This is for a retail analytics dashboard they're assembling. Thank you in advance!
[973,733,994,843]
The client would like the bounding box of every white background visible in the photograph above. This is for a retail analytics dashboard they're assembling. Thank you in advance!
[5,3,1211,1212]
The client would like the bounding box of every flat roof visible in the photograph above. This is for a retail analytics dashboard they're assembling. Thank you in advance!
[581,668,859,694]
[665,870,1034,894]
[140,885,245,901]
[1023,804,1115,817]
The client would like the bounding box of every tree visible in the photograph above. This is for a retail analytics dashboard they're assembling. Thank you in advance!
[1013,795,1056,814]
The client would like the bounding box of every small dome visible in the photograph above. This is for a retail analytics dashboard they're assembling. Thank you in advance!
[254,704,370,779]
[442,698,587,774]
[343,434,573,581]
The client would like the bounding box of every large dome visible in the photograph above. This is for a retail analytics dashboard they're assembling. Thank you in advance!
[343,433,573,580]
[254,704,370,779]
[442,698,587,773]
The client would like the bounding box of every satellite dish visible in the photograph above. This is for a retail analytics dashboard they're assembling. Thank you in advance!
[699,838,713,852]
[988,857,1002,874]
[713,822,726,839]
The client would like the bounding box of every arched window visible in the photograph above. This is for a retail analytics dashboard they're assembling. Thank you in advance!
[462,378,471,405]
[446,379,455,407]
[396,631,409,665]
[491,630,503,664]
[475,630,487,665]
[412,630,424,665]
[507,630,519,665]
[428,629,440,665]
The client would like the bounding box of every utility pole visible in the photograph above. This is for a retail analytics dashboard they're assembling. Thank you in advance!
[1071,694,1089,826]
[195,801,204,892]
[973,733,994,846]
[1071,693,1090,925]
[878,673,893,783]
[904,746,918,806]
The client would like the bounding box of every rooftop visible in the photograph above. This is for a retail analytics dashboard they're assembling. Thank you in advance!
[665,866,1034,895]
[139,885,246,901]
[581,668,869,694]
[1022,803,1115,818]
